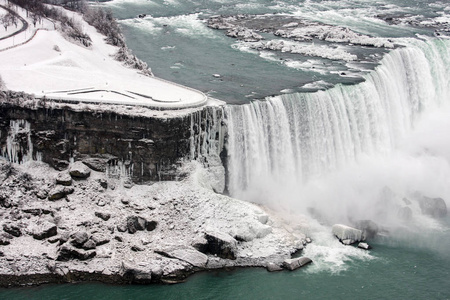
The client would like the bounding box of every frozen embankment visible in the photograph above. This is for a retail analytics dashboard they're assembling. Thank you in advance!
[0,0,207,110]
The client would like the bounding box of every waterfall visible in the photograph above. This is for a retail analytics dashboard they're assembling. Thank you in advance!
[225,38,450,203]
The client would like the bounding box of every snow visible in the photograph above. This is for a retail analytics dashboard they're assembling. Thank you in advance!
[0,1,207,110]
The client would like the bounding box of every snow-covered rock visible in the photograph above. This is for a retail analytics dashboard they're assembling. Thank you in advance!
[283,257,312,271]
[69,161,91,179]
[332,224,363,245]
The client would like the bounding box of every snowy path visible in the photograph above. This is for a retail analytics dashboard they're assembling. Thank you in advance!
[0,4,28,41]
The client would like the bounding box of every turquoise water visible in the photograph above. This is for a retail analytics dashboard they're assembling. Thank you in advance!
[1,234,450,299]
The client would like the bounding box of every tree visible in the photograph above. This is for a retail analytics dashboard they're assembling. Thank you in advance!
[1,14,11,31]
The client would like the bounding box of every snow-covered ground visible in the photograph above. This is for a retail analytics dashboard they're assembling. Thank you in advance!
[0,0,207,110]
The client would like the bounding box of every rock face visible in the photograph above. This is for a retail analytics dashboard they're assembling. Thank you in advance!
[0,104,224,183]
[418,197,447,218]
[332,224,363,245]
[283,257,312,271]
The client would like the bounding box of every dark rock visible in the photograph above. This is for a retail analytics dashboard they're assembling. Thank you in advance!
[145,220,157,231]
[56,172,72,186]
[82,239,97,250]
[332,224,363,245]
[30,221,57,240]
[0,232,13,245]
[126,216,147,234]
[283,257,312,271]
[59,231,70,244]
[69,161,91,179]
[71,231,89,248]
[3,223,21,237]
[418,197,447,218]
[92,234,110,246]
[95,211,111,221]
[114,235,123,242]
[98,178,108,189]
[131,245,144,252]
[192,236,208,253]
[121,262,152,284]
[57,245,96,261]
[48,236,60,244]
[204,231,237,260]
[266,262,283,272]
[353,220,379,240]
[82,158,108,172]
[48,186,74,201]
[398,206,413,221]
[22,207,53,216]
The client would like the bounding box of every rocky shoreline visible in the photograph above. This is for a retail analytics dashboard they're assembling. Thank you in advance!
[0,157,313,288]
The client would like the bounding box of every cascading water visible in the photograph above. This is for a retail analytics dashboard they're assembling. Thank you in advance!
[225,37,450,225]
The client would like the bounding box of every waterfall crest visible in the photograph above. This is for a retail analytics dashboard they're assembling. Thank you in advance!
[225,38,450,201]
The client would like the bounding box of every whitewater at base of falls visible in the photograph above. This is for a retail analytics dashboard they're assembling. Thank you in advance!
[224,37,450,234]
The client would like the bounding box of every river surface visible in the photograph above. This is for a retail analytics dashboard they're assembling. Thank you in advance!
[2,0,450,298]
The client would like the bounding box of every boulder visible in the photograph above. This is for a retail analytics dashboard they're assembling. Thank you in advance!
[69,161,91,179]
[266,262,283,272]
[70,231,89,248]
[22,207,53,216]
[418,197,447,218]
[121,262,152,284]
[167,248,208,268]
[146,220,157,231]
[283,257,312,271]
[95,211,111,221]
[82,239,97,250]
[204,230,237,260]
[353,220,379,240]
[48,186,74,201]
[358,242,371,250]
[91,234,110,246]
[126,216,148,234]
[3,223,21,237]
[332,224,363,245]
[30,221,57,240]
[57,245,96,261]
[82,158,108,172]
[56,172,72,186]
[0,232,13,245]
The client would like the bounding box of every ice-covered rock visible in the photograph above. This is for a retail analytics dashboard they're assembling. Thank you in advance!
[358,242,371,250]
[95,211,111,221]
[69,161,91,179]
[56,172,72,186]
[3,223,21,237]
[48,185,74,200]
[418,197,447,218]
[266,262,283,272]
[29,221,57,240]
[166,248,209,268]
[283,257,312,271]
[332,224,363,245]
[57,245,96,261]
[204,230,237,260]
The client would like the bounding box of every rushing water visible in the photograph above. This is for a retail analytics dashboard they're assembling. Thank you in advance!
[3,0,450,298]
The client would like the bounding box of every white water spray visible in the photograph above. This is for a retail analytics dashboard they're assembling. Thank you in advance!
[225,37,450,228]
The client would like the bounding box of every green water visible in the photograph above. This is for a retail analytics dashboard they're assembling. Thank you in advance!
[1,236,449,299]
